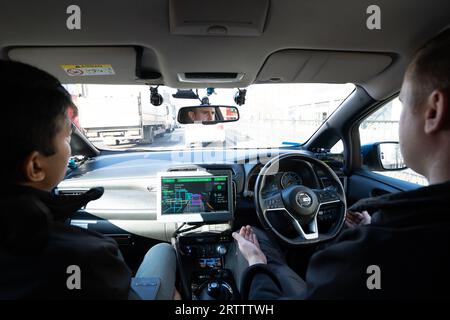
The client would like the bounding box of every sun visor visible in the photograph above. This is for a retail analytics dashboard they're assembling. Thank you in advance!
[169,0,269,36]
[7,47,160,84]
[256,50,393,84]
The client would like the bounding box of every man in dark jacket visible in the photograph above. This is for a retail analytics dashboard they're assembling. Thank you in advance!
[0,185,133,299]
[233,28,450,299]
[0,60,176,299]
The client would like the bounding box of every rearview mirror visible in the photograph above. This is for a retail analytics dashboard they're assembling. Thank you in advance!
[177,106,240,124]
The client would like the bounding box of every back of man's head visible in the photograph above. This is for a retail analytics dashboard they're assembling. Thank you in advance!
[0,60,73,184]
[406,28,450,106]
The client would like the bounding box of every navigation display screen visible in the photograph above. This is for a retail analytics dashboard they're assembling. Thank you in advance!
[157,171,233,223]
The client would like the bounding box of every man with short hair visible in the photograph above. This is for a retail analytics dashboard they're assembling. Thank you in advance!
[234,29,450,299]
[0,60,177,299]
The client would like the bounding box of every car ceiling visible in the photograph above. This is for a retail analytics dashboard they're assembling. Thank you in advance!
[0,0,449,100]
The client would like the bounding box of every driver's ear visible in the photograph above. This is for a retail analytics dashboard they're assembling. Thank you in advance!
[187,111,195,121]
[424,89,450,134]
[22,151,46,183]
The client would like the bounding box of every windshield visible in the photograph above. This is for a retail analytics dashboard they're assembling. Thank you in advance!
[64,83,355,151]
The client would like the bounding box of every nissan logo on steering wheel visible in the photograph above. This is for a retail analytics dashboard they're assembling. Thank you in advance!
[296,192,312,208]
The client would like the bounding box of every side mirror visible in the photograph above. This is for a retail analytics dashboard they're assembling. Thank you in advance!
[362,142,407,171]
[177,105,240,125]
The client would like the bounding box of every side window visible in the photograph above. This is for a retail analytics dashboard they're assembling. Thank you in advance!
[359,97,428,186]
[330,140,343,154]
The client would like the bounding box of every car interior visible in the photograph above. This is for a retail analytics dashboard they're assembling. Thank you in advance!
[1,0,449,300]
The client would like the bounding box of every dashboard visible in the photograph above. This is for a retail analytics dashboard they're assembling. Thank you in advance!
[246,158,322,197]
[59,148,345,241]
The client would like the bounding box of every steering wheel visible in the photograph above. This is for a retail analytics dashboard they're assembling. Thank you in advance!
[254,153,346,246]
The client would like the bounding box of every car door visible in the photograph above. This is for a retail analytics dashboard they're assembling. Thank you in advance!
[346,97,427,206]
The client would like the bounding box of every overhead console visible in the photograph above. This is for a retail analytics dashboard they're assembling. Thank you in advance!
[169,0,269,37]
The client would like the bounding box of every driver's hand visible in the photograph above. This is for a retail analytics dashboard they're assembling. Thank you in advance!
[173,288,182,300]
[232,225,267,266]
[345,210,371,228]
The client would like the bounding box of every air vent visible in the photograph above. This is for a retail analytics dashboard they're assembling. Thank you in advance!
[168,166,202,172]
[178,72,244,83]
[56,189,89,196]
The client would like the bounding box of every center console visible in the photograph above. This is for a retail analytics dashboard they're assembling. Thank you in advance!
[175,228,239,300]
[156,168,240,300]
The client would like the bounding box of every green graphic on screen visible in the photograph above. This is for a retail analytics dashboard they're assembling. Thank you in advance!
[161,176,228,214]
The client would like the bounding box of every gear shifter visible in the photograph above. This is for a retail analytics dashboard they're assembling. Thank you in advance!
[199,280,233,300]
[207,281,221,298]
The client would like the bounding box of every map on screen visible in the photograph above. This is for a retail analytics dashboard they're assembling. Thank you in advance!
[157,171,233,223]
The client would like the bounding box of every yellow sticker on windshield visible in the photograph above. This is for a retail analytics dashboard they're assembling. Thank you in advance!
[61,64,115,76]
